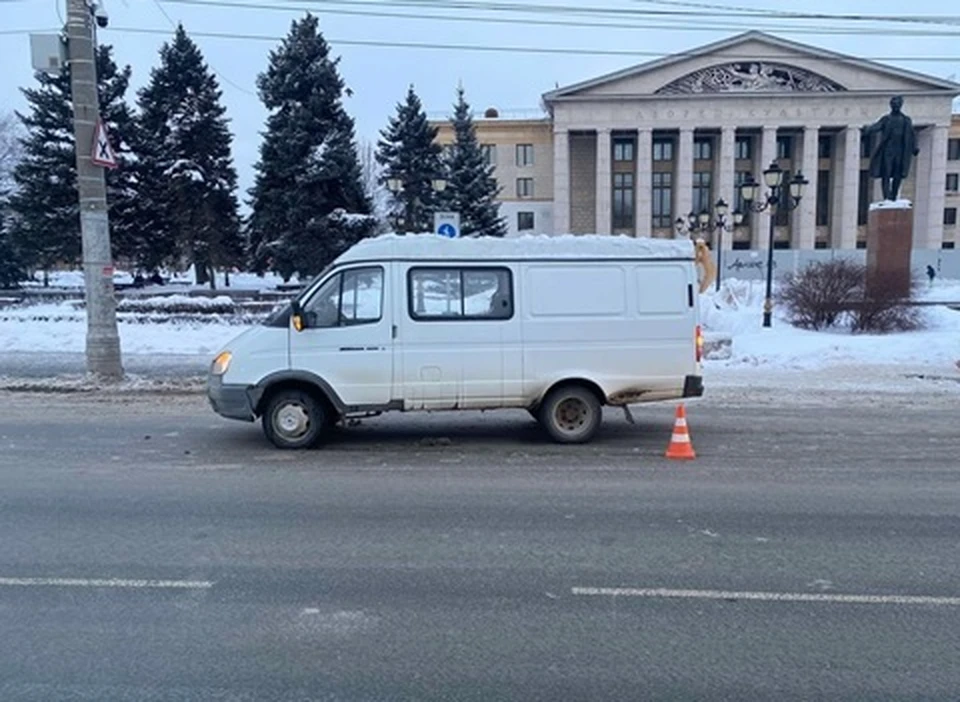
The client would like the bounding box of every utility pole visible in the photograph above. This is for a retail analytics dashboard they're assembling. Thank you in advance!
[66,0,123,378]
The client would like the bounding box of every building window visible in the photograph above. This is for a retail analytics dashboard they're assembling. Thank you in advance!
[733,240,751,250]
[613,138,635,162]
[771,171,792,227]
[735,136,752,160]
[481,144,497,166]
[947,173,959,192]
[774,240,791,250]
[943,241,956,249]
[816,170,831,227]
[652,172,673,228]
[948,139,960,160]
[858,170,870,226]
[815,240,828,249]
[692,171,712,216]
[693,138,713,161]
[516,144,534,167]
[734,171,752,224]
[856,240,867,249]
[408,267,513,321]
[818,135,832,159]
[945,208,958,226]
[516,177,534,198]
[517,212,534,231]
[777,135,793,160]
[613,172,635,230]
[653,139,674,162]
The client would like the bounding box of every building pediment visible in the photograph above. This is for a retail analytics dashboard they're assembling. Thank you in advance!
[544,32,960,102]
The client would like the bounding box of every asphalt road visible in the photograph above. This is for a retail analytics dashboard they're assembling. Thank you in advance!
[1,389,959,701]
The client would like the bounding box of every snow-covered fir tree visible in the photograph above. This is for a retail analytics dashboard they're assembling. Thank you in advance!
[444,86,506,238]
[136,25,242,287]
[247,14,374,280]
[376,85,445,233]
[7,46,140,281]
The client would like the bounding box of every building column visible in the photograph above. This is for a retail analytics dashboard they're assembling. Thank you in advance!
[553,128,570,235]
[675,128,694,232]
[635,128,652,237]
[717,126,736,250]
[918,124,949,250]
[595,128,611,234]
[837,125,861,249]
[793,125,819,249]
[754,125,778,248]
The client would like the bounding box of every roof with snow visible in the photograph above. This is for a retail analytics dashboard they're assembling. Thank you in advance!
[336,234,695,264]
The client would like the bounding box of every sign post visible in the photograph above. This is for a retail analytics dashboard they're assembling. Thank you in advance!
[433,212,461,239]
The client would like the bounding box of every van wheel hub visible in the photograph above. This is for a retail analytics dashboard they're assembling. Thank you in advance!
[276,403,310,438]
[555,398,589,432]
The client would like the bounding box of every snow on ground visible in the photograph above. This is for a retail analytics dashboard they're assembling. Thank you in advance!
[701,279,960,372]
[17,268,294,291]
[0,277,957,388]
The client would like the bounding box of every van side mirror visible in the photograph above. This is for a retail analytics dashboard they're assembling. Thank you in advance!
[290,300,305,332]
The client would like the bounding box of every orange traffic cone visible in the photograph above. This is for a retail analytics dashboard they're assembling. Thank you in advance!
[665,404,696,460]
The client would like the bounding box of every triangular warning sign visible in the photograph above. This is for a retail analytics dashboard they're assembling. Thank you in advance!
[91,118,118,169]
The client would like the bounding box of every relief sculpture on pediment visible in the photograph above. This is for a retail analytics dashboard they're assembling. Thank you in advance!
[656,62,846,95]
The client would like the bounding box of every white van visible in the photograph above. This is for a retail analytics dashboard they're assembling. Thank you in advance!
[207,234,704,449]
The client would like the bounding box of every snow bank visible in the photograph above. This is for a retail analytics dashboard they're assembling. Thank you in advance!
[340,233,695,263]
[701,278,960,371]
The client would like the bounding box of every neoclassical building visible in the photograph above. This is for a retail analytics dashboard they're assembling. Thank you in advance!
[433,31,960,249]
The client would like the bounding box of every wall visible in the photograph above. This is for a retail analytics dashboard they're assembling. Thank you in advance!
[714,248,960,283]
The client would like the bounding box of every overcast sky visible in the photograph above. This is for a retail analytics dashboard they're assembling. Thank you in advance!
[2,0,958,200]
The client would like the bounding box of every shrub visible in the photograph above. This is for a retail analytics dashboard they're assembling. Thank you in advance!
[776,259,864,330]
[849,273,924,333]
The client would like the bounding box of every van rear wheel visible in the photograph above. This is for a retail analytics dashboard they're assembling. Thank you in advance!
[540,385,602,444]
[262,389,327,449]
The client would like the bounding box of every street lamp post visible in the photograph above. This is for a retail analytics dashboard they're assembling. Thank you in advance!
[675,199,744,292]
[387,176,448,235]
[739,161,808,328]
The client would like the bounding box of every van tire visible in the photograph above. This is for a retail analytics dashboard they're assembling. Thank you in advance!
[539,385,602,444]
[262,389,327,449]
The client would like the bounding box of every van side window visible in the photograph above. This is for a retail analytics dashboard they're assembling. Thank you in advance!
[303,267,383,328]
[408,267,513,321]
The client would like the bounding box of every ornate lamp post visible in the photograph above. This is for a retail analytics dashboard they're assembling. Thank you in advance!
[386,177,448,235]
[740,162,808,328]
[675,199,744,292]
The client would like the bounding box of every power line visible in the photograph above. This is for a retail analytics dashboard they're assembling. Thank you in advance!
[150,0,259,96]
[102,26,960,63]
[268,0,960,25]
[157,0,960,36]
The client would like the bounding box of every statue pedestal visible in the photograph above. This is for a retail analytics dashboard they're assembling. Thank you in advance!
[866,201,913,299]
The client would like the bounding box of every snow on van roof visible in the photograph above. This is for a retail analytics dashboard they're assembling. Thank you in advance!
[337,233,694,262]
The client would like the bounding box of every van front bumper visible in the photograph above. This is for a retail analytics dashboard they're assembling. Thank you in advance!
[207,376,256,422]
[683,375,704,398]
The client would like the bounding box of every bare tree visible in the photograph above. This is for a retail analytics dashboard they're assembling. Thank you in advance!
[0,113,23,192]
[358,137,388,227]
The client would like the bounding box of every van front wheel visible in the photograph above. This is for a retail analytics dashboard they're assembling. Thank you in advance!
[262,389,327,449]
[540,385,602,444]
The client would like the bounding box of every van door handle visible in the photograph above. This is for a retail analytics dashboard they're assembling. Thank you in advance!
[392,324,398,339]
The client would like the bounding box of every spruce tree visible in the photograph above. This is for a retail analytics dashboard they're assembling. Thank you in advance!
[445,86,506,238]
[376,85,445,233]
[136,25,242,287]
[0,200,23,289]
[7,46,139,280]
[248,13,374,280]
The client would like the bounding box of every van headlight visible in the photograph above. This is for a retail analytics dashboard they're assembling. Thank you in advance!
[211,351,232,376]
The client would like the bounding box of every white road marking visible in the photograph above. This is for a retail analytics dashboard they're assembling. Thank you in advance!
[0,577,213,590]
[571,586,960,606]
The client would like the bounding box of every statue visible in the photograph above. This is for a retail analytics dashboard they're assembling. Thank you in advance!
[863,96,919,202]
